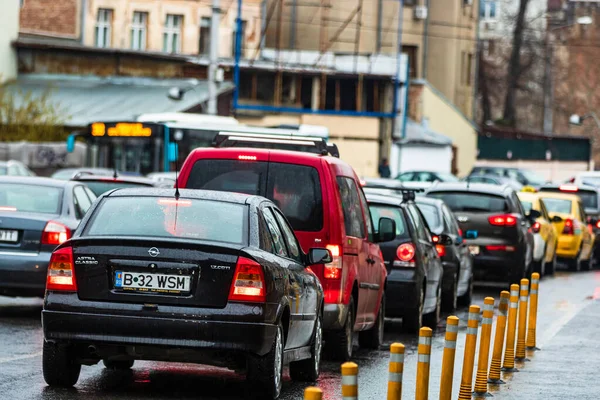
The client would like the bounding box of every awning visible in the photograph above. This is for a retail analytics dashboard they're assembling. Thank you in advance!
[394,118,453,146]
[3,74,235,127]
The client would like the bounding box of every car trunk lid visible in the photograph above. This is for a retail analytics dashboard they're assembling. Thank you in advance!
[0,211,57,253]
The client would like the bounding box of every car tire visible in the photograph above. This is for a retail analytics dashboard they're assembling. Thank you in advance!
[568,250,582,272]
[442,273,458,312]
[423,285,441,330]
[247,322,284,400]
[103,359,134,370]
[289,314,323,382]
[328,297,354,361]
[581,257,591,271]
[546,250,556,276]
[402,286,424,334]
[358,295,385,349]
[458,277,473,307]
[42,341,81,387]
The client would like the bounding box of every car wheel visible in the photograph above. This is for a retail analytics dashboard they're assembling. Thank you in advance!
[442,273,458,312]
[103,359,134,370]
[402,286,424,334]
[42,341,81,387]
[290,314,323,382]
[327,297,354,361]
[359,295,385,349]
[247,322,284,399]
[581,257,591,271]
[568,250,582,272]
[458,277,473,307]
[546,249,557,276]
[423,285,441,330]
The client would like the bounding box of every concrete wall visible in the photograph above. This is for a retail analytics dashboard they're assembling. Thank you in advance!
[0,0,19,84]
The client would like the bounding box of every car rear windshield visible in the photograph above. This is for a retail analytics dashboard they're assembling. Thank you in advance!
[186,160,323,232]
[0,183,62,214]
[428,191,509,213]
[369,205,409,239]
[85,197,247,245]
[416,203,441,231]
[540,189,598,209]
[83,181,153,196]
[541,198,572,215]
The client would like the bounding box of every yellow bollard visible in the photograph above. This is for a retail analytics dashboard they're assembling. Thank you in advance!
[304,387,323,400]
[474,297,495,396]
[415,327,433,400]
[341,362,358,400]
[527,273,540,350]
[387,343,405,400]
[439,316,459,400]
[502,284,520,372]
[515,278,529,360]
[488,291,510,383]
[458,305,480,400]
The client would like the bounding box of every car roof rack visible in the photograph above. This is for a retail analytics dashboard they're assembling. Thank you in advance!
[212,131,340,158]
[364,184,425,202]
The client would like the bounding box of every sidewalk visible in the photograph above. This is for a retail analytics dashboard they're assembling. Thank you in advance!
[490,298,600,400]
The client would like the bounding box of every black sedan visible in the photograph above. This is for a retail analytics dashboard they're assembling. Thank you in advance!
[42,188,328,399]
[0,176,96,297]
[415,196,474,309]
[366,191,443,333]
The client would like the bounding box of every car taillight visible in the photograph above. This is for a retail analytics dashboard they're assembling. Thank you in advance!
[596,220,600,229]
[46,247,77,291]
[532,222,541,233]
[394,243,416,267]
[41,221,71,245]
[488,214,518,227]
[432,235,440,243]
[486,245,516,252]
[238,155,257,161]
[435,244,446,257]
[228,257,266,303]
[324,244,342,279]
[563,218,574,235]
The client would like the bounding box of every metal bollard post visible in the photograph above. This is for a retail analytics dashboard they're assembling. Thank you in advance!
[458,305,481,400]
[387,343,405,400]
[341,362,358,400]
[515,278,529,361]
[502,284,520,372]
[416,327,433,400]
[474,297,495,396]
[439,316,459,400]
[527,273,540,350]
[488,291,510,383]
[304,387,323,400]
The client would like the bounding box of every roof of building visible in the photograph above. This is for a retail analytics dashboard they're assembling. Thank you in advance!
[3,74,235,127]
[395,118,453,146]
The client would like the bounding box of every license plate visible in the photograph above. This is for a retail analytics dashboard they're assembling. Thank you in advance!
[114,271,191,294]
[469,245,480,255]
[0,229,18,243]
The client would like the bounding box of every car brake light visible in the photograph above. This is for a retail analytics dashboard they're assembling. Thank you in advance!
[596,220,600,229]
[435,244,446,257]
[559,185,578,192]
[394,243,416,267]
[41,221,71,245]
[157,198,192,206]
[563,218,574,235]
[238,155,257,161]
[0,206,17,211]
[432,235,440,243]
[488,214,518,227]
[486,245,516,252]
[532,222,541,233]
[324,244,342,279]
[228,257,266,303]
[46,247,77,291]
[458,228,463,237]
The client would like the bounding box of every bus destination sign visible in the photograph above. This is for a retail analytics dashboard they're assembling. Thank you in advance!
[90,122,154,137]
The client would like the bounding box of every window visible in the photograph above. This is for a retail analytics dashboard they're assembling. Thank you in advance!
[414,172,435,182]
[428,191,509,213]
[398,172,415,182]
[337,177,366,238]
[408,205,431,241]
[262,207,288,258]
[73,186,92,219]
[402,45,418,78]
[131,11,148,50]
[0,184,62,214]
[520,201,533,214]
[416,203,442,232]
[466,53,474,87]
[480,0,497,21]
[357,188,374,241]
[232,20,247,57]
[163,14,183,53]
[95,8,112,48]
[199,16,211,55]
[369,205,409,238]
[442,205,461,236]
[542,198,572,215]
[272,208,302,263]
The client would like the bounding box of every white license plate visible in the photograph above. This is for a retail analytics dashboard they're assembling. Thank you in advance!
[114,271,191,294]
[469,245,480,255]
[0,229,18,243]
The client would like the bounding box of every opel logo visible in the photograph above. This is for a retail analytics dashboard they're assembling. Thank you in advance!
[457,216,469,223]
[148,247,160,257]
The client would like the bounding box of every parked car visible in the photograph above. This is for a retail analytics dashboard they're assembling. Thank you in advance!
[146,171,177,186]
[366,191,443,333]
[538,183,600,263]
[517,191,558,276]
[51,168,114,180]
[177,148,394,361]
[537,190,595,271]
[469,166,546,188]
[463,174,523,191]
[397,171,459,183]
[0,160,35,176]
[361,177,431,194]
[564,171,600,187]
[41,189,327,399]
[71,175,172,196]
[0,176,96,297]
[415,196,474,308]
[426,183,535,286]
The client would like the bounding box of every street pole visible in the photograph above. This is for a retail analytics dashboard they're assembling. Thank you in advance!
[542,31,553,134]
[207,0,221,115]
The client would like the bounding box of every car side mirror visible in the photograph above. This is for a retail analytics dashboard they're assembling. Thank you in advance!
[527,209,541,221]
[377,217,396,242]
[436,234,454,246]
[551,215,563,223]
[307,248,333,266]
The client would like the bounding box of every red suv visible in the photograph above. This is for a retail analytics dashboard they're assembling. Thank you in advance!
[178,148,394,360]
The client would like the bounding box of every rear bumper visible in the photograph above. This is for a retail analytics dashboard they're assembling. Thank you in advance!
[556,235,582,258]
[0,250,50,296]
[385,269,420,317]
[472,253,523,281]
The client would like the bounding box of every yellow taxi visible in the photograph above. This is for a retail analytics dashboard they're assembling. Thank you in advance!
[517,192,558,276]
[537,192,594,271]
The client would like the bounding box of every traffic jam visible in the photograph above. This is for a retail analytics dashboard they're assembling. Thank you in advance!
[2,119,600,399]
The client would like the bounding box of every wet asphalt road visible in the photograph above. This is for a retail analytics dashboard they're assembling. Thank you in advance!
[1,269,599,400]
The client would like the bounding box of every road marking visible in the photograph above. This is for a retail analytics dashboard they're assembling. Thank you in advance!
[538,299,591,346]
[0,351,41,364]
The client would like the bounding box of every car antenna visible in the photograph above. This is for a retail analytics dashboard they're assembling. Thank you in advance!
[466,176,470,190]
[113,159,118,179]
[174,146,180,200]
